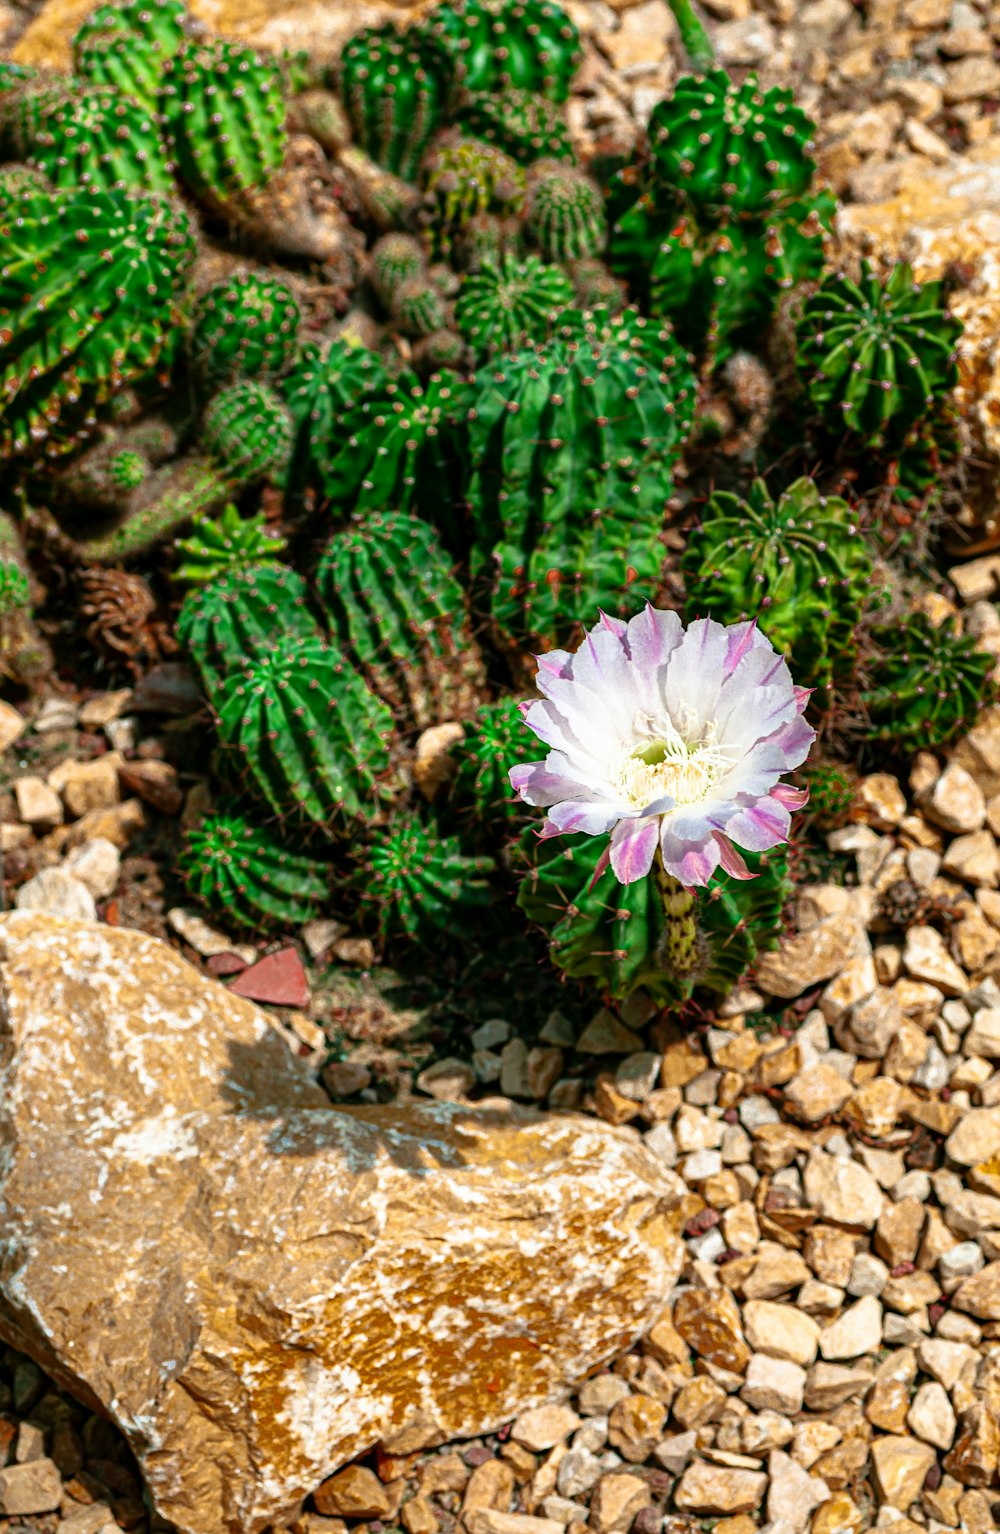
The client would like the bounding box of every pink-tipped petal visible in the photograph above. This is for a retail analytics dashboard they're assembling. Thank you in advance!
[609,817,660,884]
[713,833,756,879]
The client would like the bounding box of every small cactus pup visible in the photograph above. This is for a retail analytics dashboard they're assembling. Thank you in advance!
[72,0,188,107]
[179,807,331,929]
[454,253,574,357]
[200,380,294,486]
[467,329,695,647]
[316,510,487,730]
[795,758,857,830]
[393,278,451,338]
[449,696,535,827]
[177,562,317,696]
[369,233,428,311]
[159,37,287,203]
[359,817,495,941]
[214,634,396,828]
[682,476,875,696]
[337,145,423,231]
[6,79,174,194]
[795,260,962,449]
[511,606,811,1002]
[524,159,607,262]
[427,0,582,102]
[419,131,526,260]
[860,612,995,750]
[174,504,287,586]
[190,272,301,390]
[337,24,453,183]
[0,186,196,461]
[0,511,51,686]
[460,88,575,164]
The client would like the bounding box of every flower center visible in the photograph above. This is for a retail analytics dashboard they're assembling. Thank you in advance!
[617,719,733,811]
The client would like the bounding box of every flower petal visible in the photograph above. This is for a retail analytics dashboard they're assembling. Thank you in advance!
[609,816,660,883]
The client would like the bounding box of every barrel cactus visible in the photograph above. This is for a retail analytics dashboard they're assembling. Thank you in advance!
[178,562,316,695]
[360,818,495,939]
[179,809,330,928]
[428,0,582,102]
[454,253,574,355]
[461,87,574,163]
[525,160,606,262]
[316,511,486,730]
[861,613,995,750]
[190,272,301,388]
[281,339,389,504]
[468,331,696,646]
[214,634,396,827]
[9,80,173,194]
[421,132,526,260]
[201,381,294,485]
[159,38,287,202]
[0,186,196,460]
[682,476,874,694]
[450,697,535,826]
[175,504,287,586]
[393,278,451,338]
[338,24,452,183]
[795,261,962,448]
[517,833,791,1006]
[73,0,187,107]
[370,233,427,310]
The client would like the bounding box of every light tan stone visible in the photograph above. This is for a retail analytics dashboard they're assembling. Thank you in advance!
[902,926,968,995]
[784,1063,853,1122]
[870,1435,937,1509]
[13,776,62,828]
[819,1296,883,1361]
[588,1474,651,1533]
[804,1151,883,1229]
[952,1261,1000,1319]
[945,1107,1000,1166]
[674,1464,768,1515]
[47,751,122,818]
[755,918,868,999]
[512,1406,581,1453]
[0,914,685,1534]
[743,1301,820,1366]
[0,700,25,754]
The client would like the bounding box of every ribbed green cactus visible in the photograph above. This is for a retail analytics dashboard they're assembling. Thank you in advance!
[795,261,962,448]
[0,187,196,460]
[428,0,582,102]
[190,272,301,388]
[517,833,791,1006]
[73,0,187,108]
[567,258,627,312]
[394,278,451,338]
[159,38,287,201]
[338,24,452,182]
[0,512,50,685]
[457,210,524,270]
[797,759,857,830]
[201,381,294,485]
[468,332,695,646]
[360,818,495,939]
[0,512,30,616]
[214,634,395,827]
[9,81,174,194]
[450,697,534,826]
[648,69,818,220]
[370,233,427,310]
[421,132,526,260]
[454,253,573,355]
[316,510,486,730]
[281,339,389,504]
[682,477,874,694]
[861,613,995,749]
[461,87,574,163]
[108,448,149,491]
[178,562,316,695]
[524,159,606,262]
[175,504,287,586]
[179,808,330,928]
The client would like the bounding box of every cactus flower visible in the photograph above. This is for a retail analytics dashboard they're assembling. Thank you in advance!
[510,606,815,886]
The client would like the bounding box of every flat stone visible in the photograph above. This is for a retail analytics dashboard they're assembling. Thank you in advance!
[78,690,134,728]
[314,1467,391,1519]
[674,1464,768,1515]
[607,1394,666,1463]
[0,1458,62,1515]
[48,752,122,818]
[754,918,868,999]
[0,913,684,1534]
[14,776,63,828]
[228,947,310,1008]
[803,1151,883,1229]
[741,1355,806,1415]
[588,1473,651,1534]
[964,1007,1000,1057]
[766,1449,828,1531]
[870,1435,937,1509]
[14,869,96,922]
[943,830,1000,888]
[927,764,986,834]
[952,1261,1000,1319]
[784,1063,853,1122]
[511,1406,581,1452]
[62,838,121,900]
[946,1107,1000,1165]
[902,926,968,995]
[907,1381,956,1450]
[819,1297,883,1360]
[575,1012,645,1056]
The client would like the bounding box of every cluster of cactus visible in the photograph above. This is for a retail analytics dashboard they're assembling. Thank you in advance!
[2,77,174,194]
[861,613,995,750]
[467,326,696,647]
[369,233,457,345]
[517,833,791,1007]
[461,89,574,164]
[316,511,487,730]
[609,70,833,364]
[359,818,495,939]
[682,476,875,696]
[795,261,962,454]
[179,808,330,928]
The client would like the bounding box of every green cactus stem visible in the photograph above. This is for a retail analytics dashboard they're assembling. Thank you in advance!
[449,696,535,826]
[338,24,452,183]
[159,37,287,202]
[179,808,330,928]
[861,612,995,750]
[524,159,607,262]
[454,253,574,356]
[360,818,495,939]
[73,0,187,108]
[190,272,301,388]
[428,0,582,102]
[420,131,526,260]
[177,561,317,695]
[461,87,574,164]
[174,504,287,586]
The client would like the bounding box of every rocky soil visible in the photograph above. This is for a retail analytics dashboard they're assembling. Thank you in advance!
[5,0,1000,1531]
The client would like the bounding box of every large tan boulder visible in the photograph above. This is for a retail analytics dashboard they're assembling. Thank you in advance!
[0,913,684,1534]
